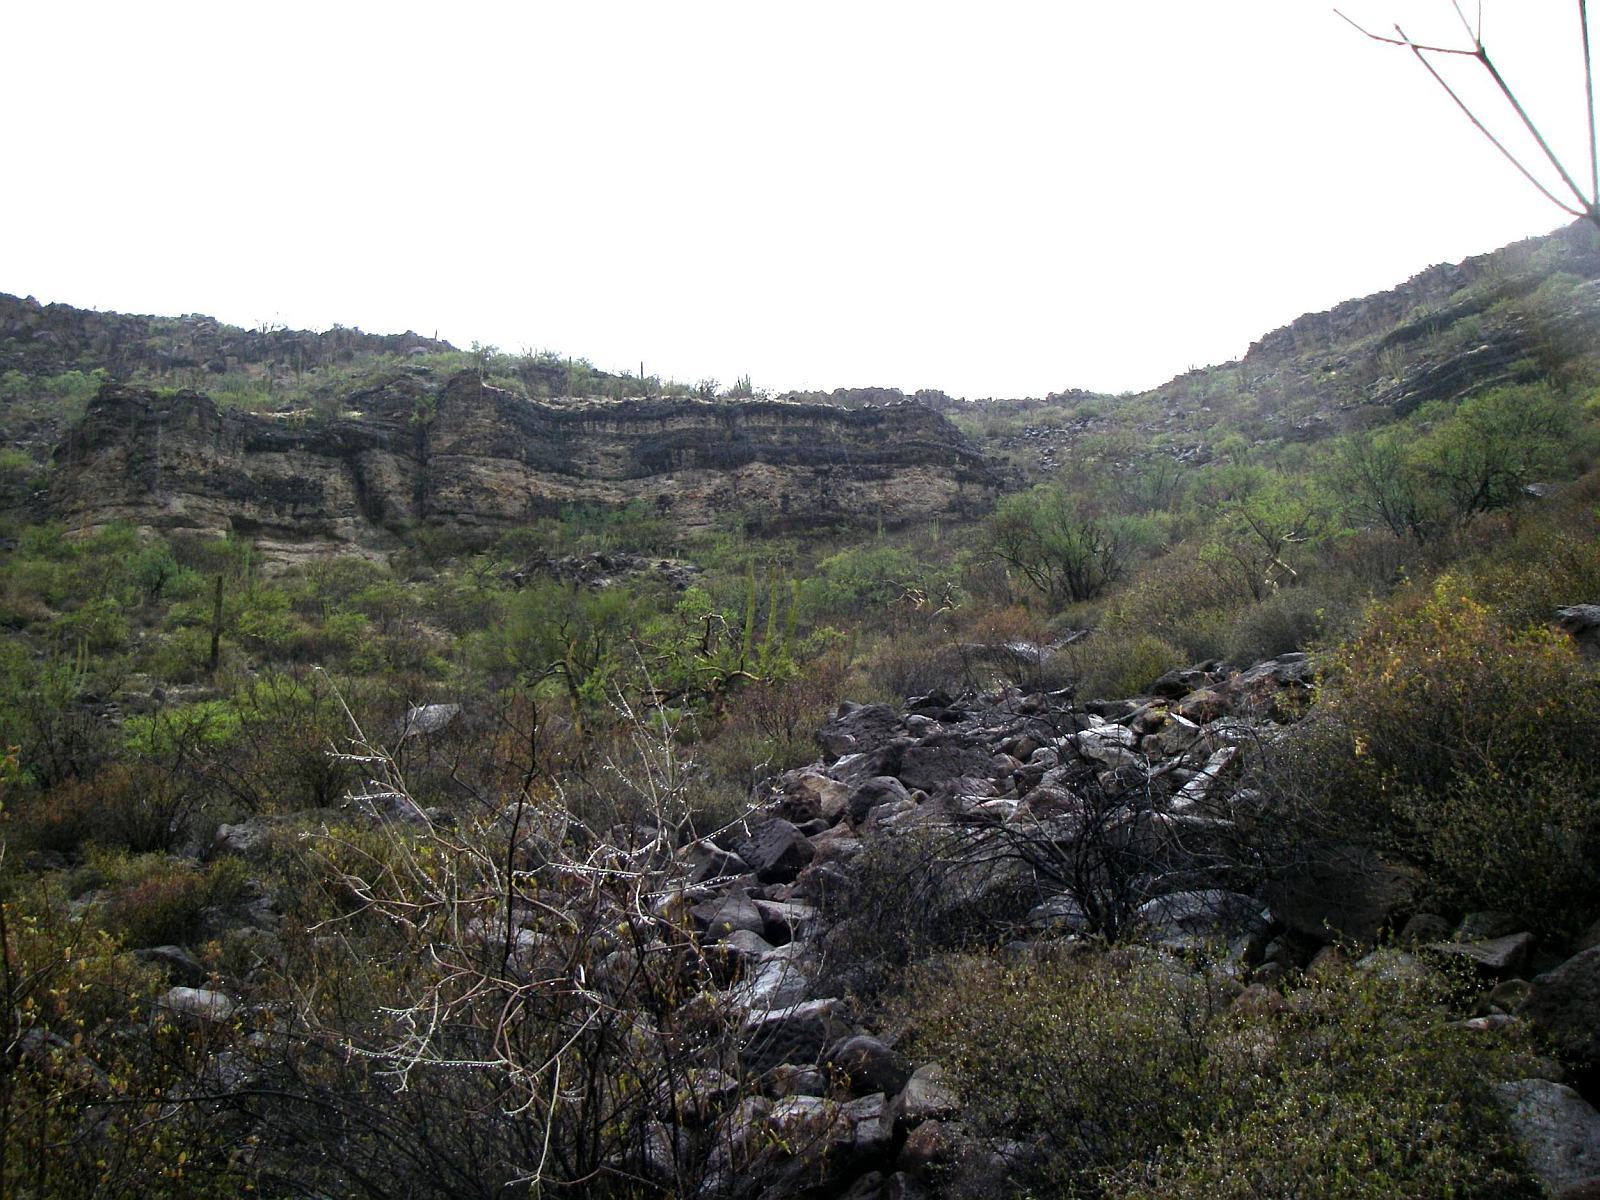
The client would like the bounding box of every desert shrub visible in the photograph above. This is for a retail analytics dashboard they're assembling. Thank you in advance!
[1312,578,1600,798]
[10,774,103,856]
[1218,579,1357,666]
[1102,549,1241,660]
[862,630,970,701]
[98,763,209,854]
[707,652,848,778]
[0,882,236,1198]
[90,850,250,948]
[48,594,129,652]
[1062,631,1186,699]
[818,825,1045,998]
[23,760,211,855]
[1390,764,1600,937]
[140,623,216,682]
[216,672,357,812]
[1466,519,1600,628]
[1279,577,1600,938]
[901,950,1536,1199]
[0,650,114,792]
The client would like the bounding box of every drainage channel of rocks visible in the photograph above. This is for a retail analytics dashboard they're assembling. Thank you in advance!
[170,650,1600,1199]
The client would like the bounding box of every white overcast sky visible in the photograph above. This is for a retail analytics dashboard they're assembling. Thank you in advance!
[1,2,1592,397]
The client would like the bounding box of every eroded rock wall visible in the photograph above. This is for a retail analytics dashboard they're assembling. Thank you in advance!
[49,373,998,558]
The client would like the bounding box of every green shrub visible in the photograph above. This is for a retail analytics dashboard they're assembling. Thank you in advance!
[1062,631,1186,699]
[900,950,1536,1199]
[1219,580,1356,666]
[92,851,250,948]
[1279,577,1600,938]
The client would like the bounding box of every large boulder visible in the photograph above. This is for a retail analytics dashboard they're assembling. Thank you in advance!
[1267,843,1424,945]
[736,818,816,884]
[1493,1078,1600,1199]
[1524,947,1600,1068]
[818,704,907,759]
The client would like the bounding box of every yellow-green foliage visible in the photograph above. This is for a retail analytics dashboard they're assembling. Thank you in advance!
[902,949,1536,1200]
[1062,631,1186,699]
[1289,577,1600,936]
[0,885,236,1198]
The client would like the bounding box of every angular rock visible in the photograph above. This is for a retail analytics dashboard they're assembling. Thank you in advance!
[848,777,914,827]
[752,898,820,945]
[1399,912,1454,946]
[1174,688,1230,724]
[776,771,852,825]
[1429,932,1535,978]
[896,733,1003,793]
[1524,947,1600,1067]
[818,704,907,759]
[825,1035,910,1097]
[737,818,816,884]
[677,838,750,886]
[889,1063,961,1129]
[1137,890,1263,944]
[741,998,849,1072]
[694,892,766,939]
[1226,652,1315,720]
[732,947,820,1014]
[1149,667,1214,700]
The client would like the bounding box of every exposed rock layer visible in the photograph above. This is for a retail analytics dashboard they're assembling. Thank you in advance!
[49,372,998,558]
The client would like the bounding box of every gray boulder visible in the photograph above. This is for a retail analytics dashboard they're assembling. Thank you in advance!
[1524,947,1600,1067]
[1493,1078,1600,1199]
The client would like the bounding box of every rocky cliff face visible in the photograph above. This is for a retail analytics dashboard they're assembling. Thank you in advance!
[49,371,998,560]
[0,292,450,380]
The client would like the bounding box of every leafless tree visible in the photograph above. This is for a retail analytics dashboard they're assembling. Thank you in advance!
[1340,1,1600,231]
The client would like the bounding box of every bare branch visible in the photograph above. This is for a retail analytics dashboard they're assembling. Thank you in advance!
[1584,0,1599,204]
[1334,9,1479,54]
[1474,41,1597,213]
[1396,23,1590,216]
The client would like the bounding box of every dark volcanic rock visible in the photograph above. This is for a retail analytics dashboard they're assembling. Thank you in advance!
[737,818,816,884]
